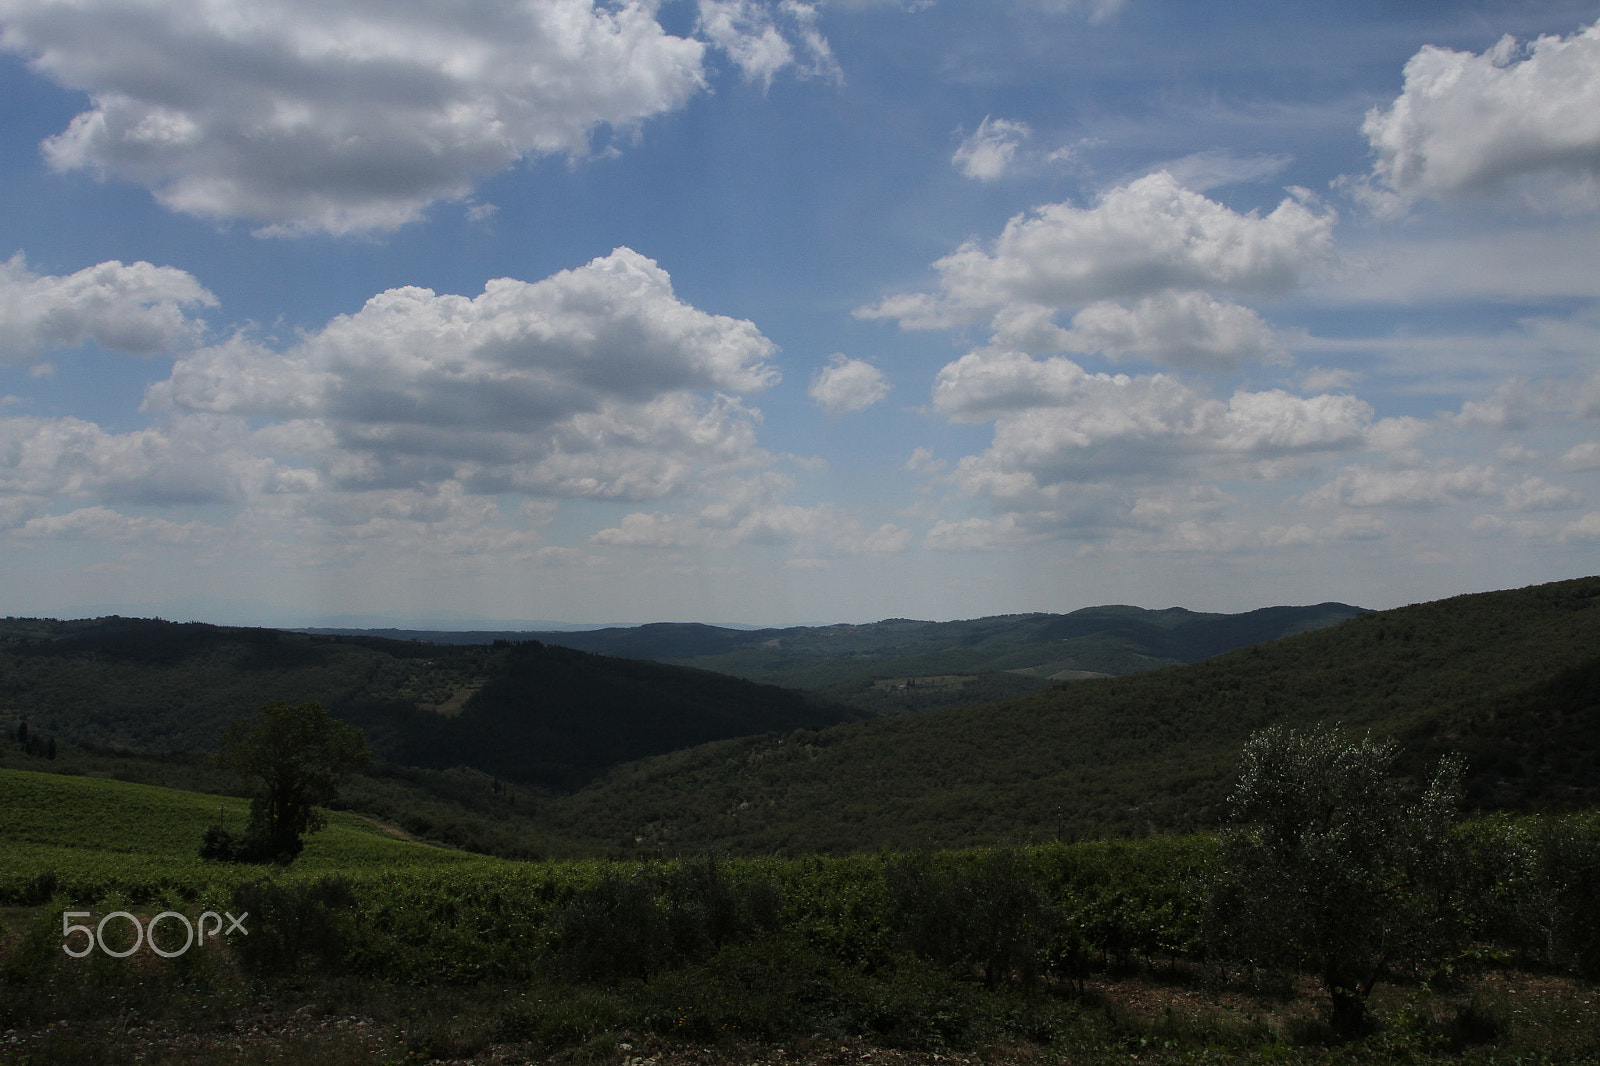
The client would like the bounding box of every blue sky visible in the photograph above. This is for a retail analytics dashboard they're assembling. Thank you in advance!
[2,0,1598,627]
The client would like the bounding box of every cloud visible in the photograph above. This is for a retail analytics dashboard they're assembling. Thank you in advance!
[1561,440,1600,469]
[11,505,218,545]
[905,445,944,474]
[1023,0,1126,22]
[1301,462,1500,510]
[696,0,840,88]
[1562,511,1600,540]
[0,255,214,361]
[1503,475,1582,512]
[1445,371,1600,432]
[1299,366,1362,393]
[0,415,268,506]
[1359,21,1600,212]
[809,354,890,413]
[931,349,1376,501]
[952,116,1031,181]
[857,172,1335,336]
[144,249,779,500]
[1451,379,1539,431]
[592,501,908,555]
[1,0,708,235]
[1155,149,1293,192]
[924,513,1037,552]
[1056,291,1282,370]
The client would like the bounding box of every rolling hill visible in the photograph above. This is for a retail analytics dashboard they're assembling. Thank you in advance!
[0,618,863,791]
[303,601,1365,714]
[529,577,1600,855]
[5,580,1595,860]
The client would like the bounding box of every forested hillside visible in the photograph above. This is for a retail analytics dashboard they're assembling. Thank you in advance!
[535,577,1600,854]
[0,618,862,791]
[5,579,1595,858]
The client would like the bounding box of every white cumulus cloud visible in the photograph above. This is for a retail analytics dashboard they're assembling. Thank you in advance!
[856,172,1335,351]
[1360,20,1600,212]
[809,354,890,413]
[146,248,779,499]
[0,415,266,506]
[0,255,214,360]
[1,0,709,235]
[1057,291,1282,370]
[931,349,1376,500]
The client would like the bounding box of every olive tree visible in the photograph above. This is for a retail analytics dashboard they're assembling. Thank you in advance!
[1210,725,1464,1033]
[206,700,370,864]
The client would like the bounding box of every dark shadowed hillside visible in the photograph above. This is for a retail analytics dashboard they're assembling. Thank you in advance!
[337,641,870,790]
[0,617,863,791]
[532,577,1600,855]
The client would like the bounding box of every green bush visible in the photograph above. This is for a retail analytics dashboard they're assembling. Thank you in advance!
[887,848,1051,988]
[0,902,63,990]
[549,868,668,982]
[548,857,783,983]
[1208,725,1466,1034]
[1535,813,1600,979]
[229,876,358,976]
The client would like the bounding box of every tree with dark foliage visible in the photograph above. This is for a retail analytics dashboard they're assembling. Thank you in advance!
[204,700,369,864]
[1209,725,1464,1034]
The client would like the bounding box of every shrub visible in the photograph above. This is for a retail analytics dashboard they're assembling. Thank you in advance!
[1209,725,1465,1034]
[229,876,358,976]
[887,848,1051,988]
[1534,813,1600,979]
[549,868,669,982]
[549,857,783,983]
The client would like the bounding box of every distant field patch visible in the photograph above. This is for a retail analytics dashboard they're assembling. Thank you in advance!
[426,681,484,717]
[870,675,977,691]
[1007,663,1114,680]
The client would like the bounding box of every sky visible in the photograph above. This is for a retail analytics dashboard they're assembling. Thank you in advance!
[1,0,1599,628]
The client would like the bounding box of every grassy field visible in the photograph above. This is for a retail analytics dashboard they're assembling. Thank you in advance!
[0,767,483,904]
[3,765,1598,1064]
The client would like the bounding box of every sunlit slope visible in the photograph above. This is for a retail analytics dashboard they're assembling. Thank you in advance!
[0,767,481,902]
[537,577,1600,855]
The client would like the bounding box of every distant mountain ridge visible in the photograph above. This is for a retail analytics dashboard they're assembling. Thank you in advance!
[301,601,1366,714]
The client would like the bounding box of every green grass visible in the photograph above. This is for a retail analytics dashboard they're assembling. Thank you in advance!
[0,766,469,863]
[0,767,488,905]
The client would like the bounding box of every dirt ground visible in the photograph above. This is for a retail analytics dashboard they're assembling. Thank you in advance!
[4,970,1597,1065]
